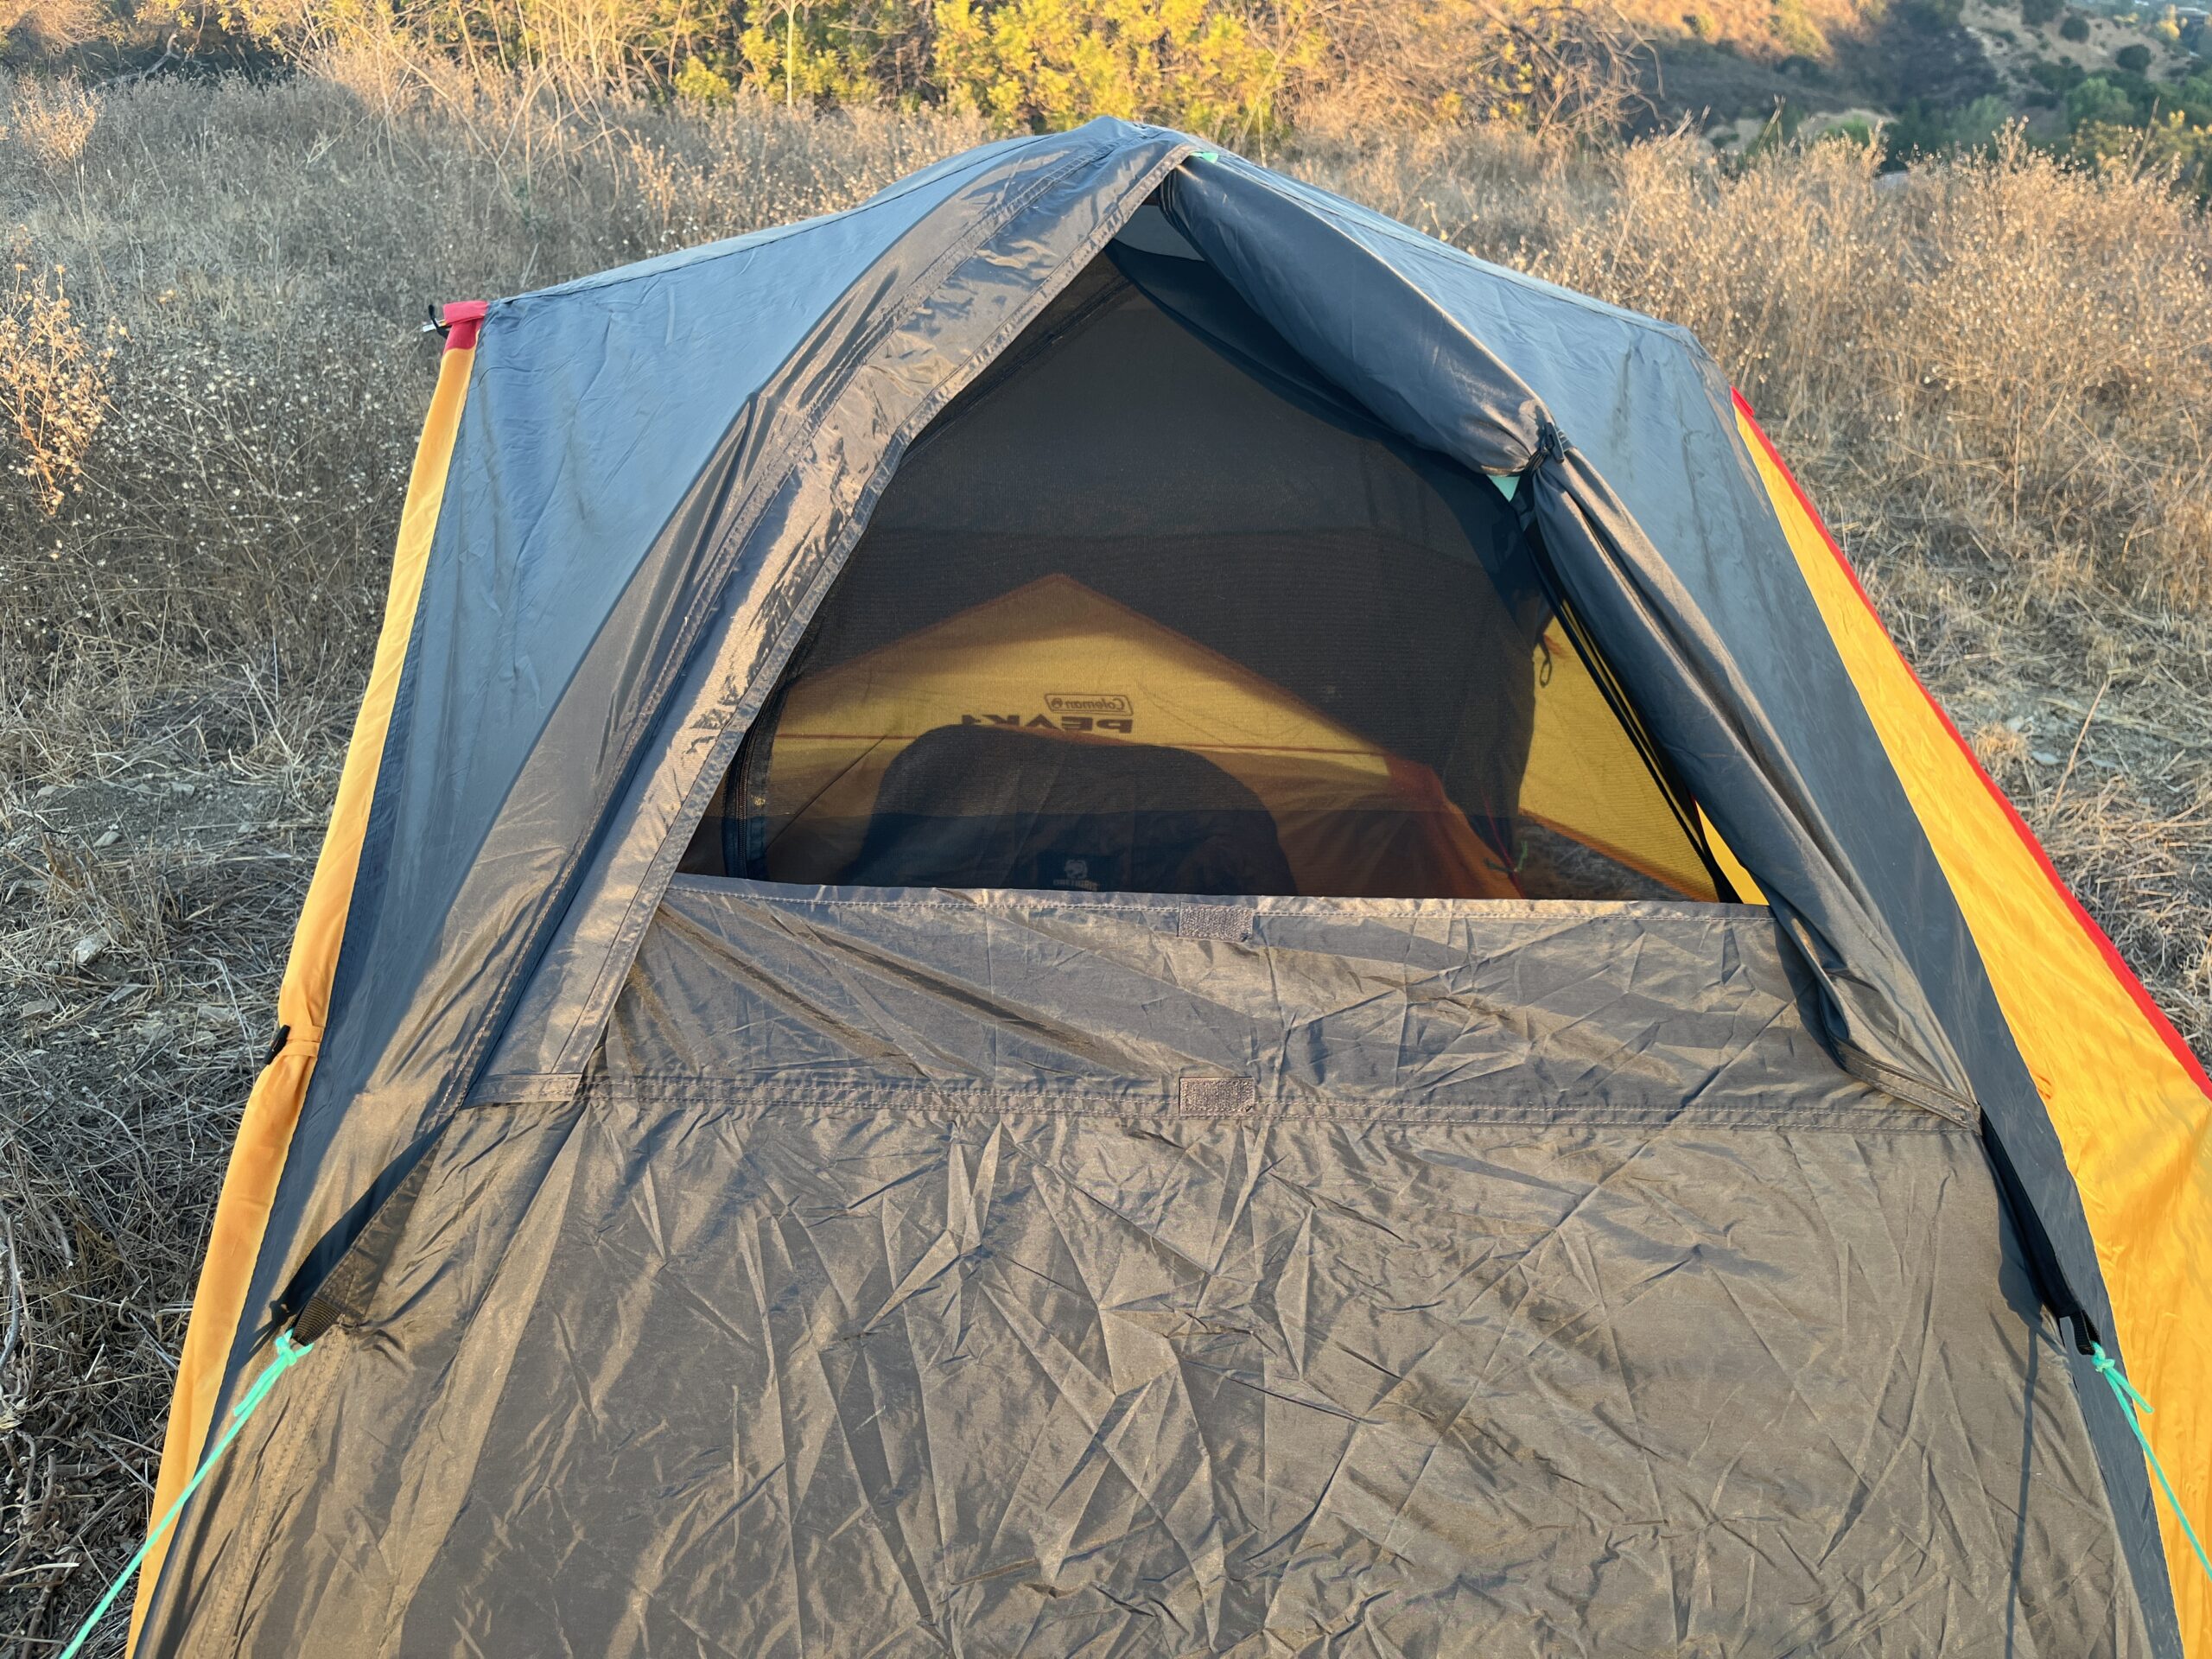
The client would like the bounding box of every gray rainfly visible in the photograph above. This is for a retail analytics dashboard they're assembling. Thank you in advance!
[126,120,2212,1659]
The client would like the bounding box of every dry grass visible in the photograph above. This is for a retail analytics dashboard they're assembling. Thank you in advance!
[2,72,2209,1656]
[0,69,986,1655]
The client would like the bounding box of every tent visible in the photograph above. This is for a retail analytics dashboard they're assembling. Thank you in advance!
[126,121,2211,1656]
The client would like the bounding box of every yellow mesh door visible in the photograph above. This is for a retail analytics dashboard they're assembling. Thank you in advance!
[1517,624,1732,901]
[683,575,1756,905]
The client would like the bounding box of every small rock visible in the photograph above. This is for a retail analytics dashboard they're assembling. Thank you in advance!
[2031,750,2062,766]
[35,783,56,798]
[92,825,120,849]
[17,998,60,1020]
[72,930,110,968]
[170,781,197,798]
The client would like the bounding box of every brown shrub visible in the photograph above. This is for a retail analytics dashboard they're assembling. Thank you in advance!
[0,250,110,512]
[1302,0,1652,137]
[2,73,99,168]
[0,71,985,675]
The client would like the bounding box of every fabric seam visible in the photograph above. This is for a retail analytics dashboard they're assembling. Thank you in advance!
[468,1076,1966,1132]
[659,877,1767,922]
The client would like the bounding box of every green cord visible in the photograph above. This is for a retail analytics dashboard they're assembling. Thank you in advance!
[43,1329,2210,1652]
[2090,1341,2212,1588]
[56,1332,315,1659]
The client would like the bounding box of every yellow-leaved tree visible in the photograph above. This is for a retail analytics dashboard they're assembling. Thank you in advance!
[738,0,931,104]
[931,0,1324,143]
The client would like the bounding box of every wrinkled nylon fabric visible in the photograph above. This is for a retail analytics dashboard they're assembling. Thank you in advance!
[607,885,1851,1113]
[1735,397,2212,1654]
[149,891,2146,1656]
[472,137,1193,1097]
[1154,157,1967,1107]
[126,341,475,1653]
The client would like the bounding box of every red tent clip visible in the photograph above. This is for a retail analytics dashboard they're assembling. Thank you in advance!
[442,300,487,353]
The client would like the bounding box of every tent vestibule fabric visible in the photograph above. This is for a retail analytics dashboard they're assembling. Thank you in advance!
[126,122,2209,1659]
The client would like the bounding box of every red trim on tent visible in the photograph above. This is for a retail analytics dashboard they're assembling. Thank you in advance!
[443,300,487,353]
[1732,387,2212,1098]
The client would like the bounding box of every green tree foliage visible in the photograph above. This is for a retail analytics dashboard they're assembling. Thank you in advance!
[736,0,929,105]
[1883,93,2012,161]
[2058,62,2212,124]
[674,54,736,97]
[135,0,2212,175]
[2063,65,2212,192]
[2067,73,2138,125]
[2070,109,2212,194]
[2060,10,2090,39]
[1948,92,2013,148]
[2020,0,2060,27]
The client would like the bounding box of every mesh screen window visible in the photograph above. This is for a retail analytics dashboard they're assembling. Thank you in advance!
[682,238,1732,904]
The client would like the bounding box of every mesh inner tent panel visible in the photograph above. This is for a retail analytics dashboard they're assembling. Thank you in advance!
[682,250,1719,903]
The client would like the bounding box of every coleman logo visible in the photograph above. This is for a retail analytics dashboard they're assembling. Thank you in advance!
[1046,692,1134,716]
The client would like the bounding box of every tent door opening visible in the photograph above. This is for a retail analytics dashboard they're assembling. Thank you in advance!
[679,219,1738,905]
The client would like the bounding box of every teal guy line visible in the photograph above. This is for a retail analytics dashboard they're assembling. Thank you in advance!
[56,1331,316,1659]
[45,1328,2212,1652]
[2089,1341,2212,1589]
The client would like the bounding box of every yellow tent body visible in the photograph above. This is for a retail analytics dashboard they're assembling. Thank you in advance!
[742,574,1726,902]
[751,575,1519,898]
